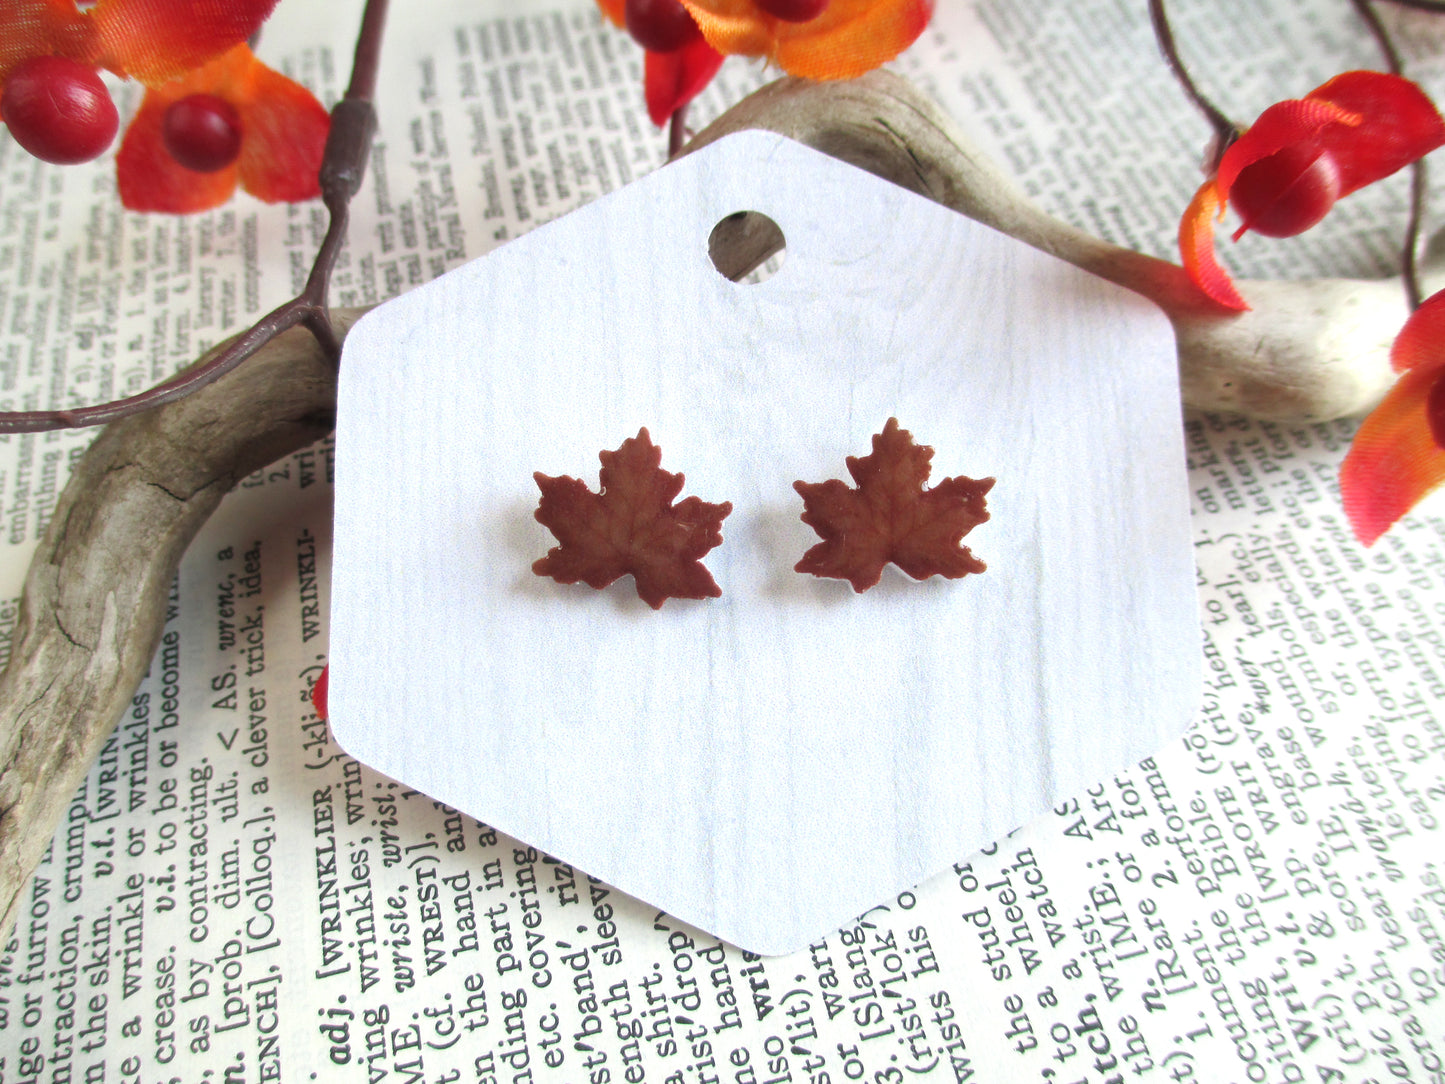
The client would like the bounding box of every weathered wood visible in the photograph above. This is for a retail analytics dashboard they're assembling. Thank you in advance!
[0,311,364,938]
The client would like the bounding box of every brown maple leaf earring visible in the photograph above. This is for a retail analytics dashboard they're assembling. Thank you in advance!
[532,429,732,609]
[793,418,994,592]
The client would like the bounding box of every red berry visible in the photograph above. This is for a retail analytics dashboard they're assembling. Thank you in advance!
[624,0,702,52]
[755,0,830,20]
[0,56,119,165]
[1230,144,1341,239]
[163,94,243,173]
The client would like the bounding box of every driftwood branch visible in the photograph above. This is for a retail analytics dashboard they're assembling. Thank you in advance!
[0,312,363,938]
[0,70,1413,938]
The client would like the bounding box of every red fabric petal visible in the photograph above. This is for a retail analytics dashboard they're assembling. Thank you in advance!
[1306,71,1445,196]
[91,0,277,85]
[311,666,329,720]
[1215,73,1445,208]
[1178,180,1248,310]
[1391,287,1445,375]
[1215,98,1353,198]
[116,44,325,213]
[643,36,724,127]
[1341,364,1445,545]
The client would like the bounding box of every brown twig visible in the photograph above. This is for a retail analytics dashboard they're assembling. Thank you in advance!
[0,0,390,435]
[1353,0,1405,70]
[668,103,689,158]
[1147,0,1240,171]
[1352,0,1432,309]
[1404,159,1430,308]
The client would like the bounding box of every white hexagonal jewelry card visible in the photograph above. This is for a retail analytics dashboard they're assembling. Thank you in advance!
[329,130,1199,955]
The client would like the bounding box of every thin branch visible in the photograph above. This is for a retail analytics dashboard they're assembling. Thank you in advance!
[668,103,689,158]
[1378,0,1445,11]
[1148,0,1239,171]
[1353,0,1430,309]
[305,0,388,344]
[346,0,390,100]
[0,0,390,435]
[1352,0,1404,71]
[1405,159,1429,308]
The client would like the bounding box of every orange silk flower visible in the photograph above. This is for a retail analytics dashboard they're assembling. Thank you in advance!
[1341,290,1445,546]
[680,0,934,80]
[1179,72,1445,311]
[116,43,329,214]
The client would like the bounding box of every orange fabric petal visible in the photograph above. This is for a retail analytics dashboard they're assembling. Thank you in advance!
[0,1,90,86]
[235,54,328,202]
[681,0,933,80]
[1178,180,1248,311]
[1340,365,1445,545]
[643,36,724,126]
[116,44,325,213]
[3,0,280,92]
[595,0,626,28]
[90,0,277,85]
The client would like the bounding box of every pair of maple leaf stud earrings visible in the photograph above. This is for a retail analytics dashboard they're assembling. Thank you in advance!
[531,418,995,609]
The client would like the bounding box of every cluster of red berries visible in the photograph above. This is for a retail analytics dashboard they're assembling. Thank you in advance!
[622,0,829,53]
[2,56,240,171]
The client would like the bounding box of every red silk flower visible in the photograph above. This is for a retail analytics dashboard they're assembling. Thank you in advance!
[1340,290,1445,545]
[596,0,724,126]
[1180,72,1445,311]
[116,43,329,214]
[680,0,934,80]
